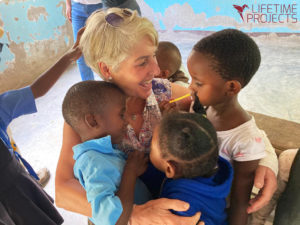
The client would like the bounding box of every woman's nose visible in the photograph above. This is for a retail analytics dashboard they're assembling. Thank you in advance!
[150,56,161,77]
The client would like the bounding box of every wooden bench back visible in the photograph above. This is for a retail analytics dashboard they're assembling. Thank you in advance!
[249,111,300,155]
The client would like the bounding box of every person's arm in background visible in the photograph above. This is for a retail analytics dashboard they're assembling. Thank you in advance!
[247,131,278,213]
[30,28,83,99]
[230,160,259,225]
[66,0,72,22]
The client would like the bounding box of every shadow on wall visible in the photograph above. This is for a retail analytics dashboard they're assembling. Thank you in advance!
[0,0,73,93]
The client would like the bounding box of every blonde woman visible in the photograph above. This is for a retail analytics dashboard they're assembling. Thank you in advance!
[55,8,277,225]
[66,0,140,81]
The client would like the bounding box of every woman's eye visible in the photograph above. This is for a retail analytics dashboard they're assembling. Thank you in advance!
[137,58,148,67]
[196,82,203,87]
[139,62,147,67]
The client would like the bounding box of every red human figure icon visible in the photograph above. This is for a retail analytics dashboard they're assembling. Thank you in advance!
[233,4,249,21]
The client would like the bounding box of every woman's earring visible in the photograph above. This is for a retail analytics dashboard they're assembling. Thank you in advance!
[108,76,112,81]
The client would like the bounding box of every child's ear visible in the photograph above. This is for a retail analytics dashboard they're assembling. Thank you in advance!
[165,160,177,178]
[98,62,112,80]
[225,80,241,96]
[85,113,100,128]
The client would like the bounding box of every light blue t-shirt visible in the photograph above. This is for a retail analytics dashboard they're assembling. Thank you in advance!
[73,135,151,225]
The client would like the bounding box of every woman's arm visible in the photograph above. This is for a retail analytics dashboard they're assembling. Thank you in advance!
[247,131,278,213]
[229,160,259,225]
[55,122,92,217]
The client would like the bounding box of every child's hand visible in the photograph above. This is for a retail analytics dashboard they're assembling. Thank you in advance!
[125,151,148,177]
[159,100,179,115]
[66,27,85,61]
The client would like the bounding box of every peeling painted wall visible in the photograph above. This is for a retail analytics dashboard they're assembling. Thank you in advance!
[1,0,299,93]
[0,0,73,93]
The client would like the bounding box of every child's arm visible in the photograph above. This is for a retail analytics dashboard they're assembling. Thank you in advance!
[30,28,84,99]
[115,151,148,225]
[229,160,259,225]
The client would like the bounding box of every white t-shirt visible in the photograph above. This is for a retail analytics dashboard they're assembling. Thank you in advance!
[218,117,266,163]
[73,0,102,4]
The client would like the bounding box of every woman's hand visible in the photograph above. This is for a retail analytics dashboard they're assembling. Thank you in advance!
[159,101,178,115]
[247,165,277,213]
[130,198,202,225]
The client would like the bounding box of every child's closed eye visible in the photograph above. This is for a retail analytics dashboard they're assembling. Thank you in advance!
[120,108,126,119]
[196,82,203,87]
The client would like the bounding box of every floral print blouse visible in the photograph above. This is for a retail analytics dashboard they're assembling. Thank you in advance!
[119,78,171,154]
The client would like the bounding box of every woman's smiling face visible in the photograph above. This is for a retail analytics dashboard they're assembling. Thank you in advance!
[111,36,161,99]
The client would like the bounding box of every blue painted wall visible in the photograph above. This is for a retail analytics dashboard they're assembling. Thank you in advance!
[139,0,300,33]
[0,0,73,92]
[1,0,299,92]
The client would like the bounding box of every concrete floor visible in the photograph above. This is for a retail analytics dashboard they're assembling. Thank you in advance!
[9,31,300,224]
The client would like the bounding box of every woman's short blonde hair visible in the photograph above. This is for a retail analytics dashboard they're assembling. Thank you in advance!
[80,8,158,77]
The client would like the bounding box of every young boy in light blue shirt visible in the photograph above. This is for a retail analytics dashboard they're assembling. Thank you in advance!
[62,81,151,225]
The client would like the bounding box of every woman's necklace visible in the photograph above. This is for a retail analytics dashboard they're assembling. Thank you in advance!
[126,97,146,121]
[131,114,137,121]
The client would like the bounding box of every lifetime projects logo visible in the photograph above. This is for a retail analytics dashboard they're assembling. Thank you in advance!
[233,3,298,23]
[233,4,249,21]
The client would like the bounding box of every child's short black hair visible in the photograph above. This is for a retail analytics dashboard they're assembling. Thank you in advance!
[193,29,261,87]
[158,112,219,178]
[157,41,182,76]
[62,81,124,132]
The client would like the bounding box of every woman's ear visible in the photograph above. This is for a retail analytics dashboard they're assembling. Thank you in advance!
[165,160,177,178]
[225,80,241,96]
[98,62,112,81]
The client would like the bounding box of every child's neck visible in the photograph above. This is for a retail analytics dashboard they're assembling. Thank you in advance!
[207,96,251,131]
[80,132,106,143]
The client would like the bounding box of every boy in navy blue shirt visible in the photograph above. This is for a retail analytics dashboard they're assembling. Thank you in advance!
[150,107,233,225]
